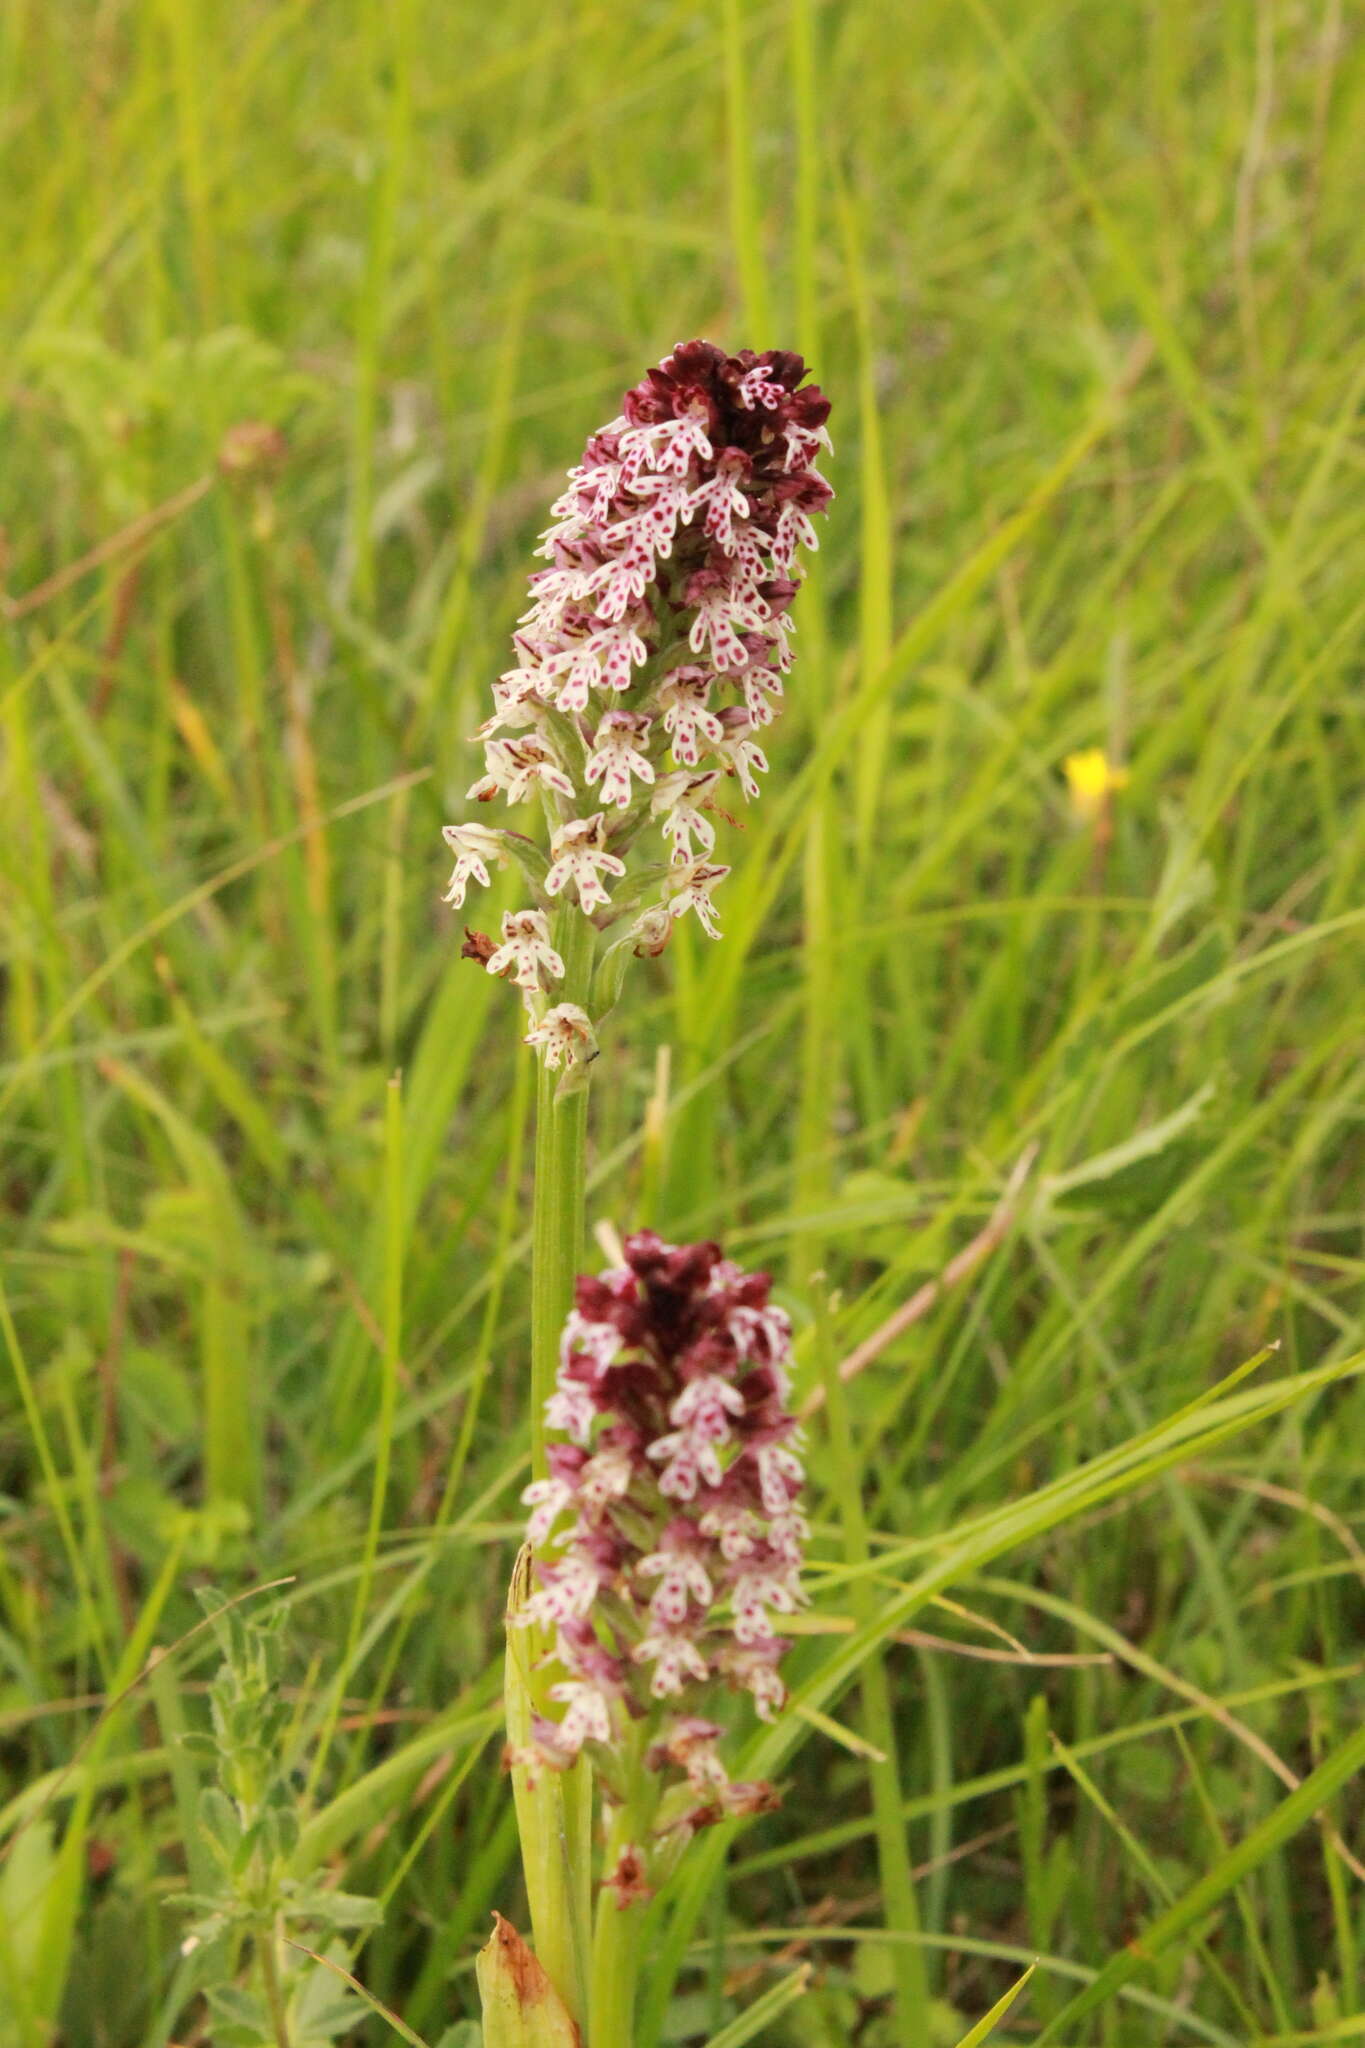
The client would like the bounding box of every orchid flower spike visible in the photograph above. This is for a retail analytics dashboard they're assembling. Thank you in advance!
[511,1232,807,1888]
[439,342,832,1072]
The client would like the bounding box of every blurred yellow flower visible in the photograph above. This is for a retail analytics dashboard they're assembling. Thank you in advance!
[1064,747,1129,822]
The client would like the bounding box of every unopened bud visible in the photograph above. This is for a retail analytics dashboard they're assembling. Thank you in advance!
[217,421,287,477]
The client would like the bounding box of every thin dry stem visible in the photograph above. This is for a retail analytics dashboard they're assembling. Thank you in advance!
[800,1143,1038,1419]
[2,473,214,621]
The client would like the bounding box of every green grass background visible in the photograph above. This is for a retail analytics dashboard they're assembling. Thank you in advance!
[1,0,1363,2042]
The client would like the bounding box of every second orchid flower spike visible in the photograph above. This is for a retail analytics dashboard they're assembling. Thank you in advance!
[512,1231,807,1875]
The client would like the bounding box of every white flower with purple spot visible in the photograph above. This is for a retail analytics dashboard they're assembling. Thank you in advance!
[638,1544,714,1626]
[584,711,656,810]
[544,814,627,913]
[670,1374,745,1443]
[522,1472,575,1547]
[548,1678,613,1749]
[440,822,505,909]
[657,672,724,768]
[754,1442,805,1515]
[665,860,730,940]
[633,1627,711,1698]
[650,770,720,863]
[524,1002,596,1072]
[486,909,565,992]
[468,735,575,808]
[712,724,769,800]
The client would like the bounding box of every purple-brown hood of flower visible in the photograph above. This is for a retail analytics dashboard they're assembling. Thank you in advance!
[623,341,831,453]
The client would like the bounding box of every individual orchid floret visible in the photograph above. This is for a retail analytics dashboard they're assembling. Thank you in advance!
[685,565,769,673]
[468,735,575,808]
[441,821,507,909]
[736,362,787,410]
[710,713,769,800]
[650,771,721,864]
[544,814,627,913]
[632,1626,711,1699]
[485,909,566,992]
[547,1677,613,1751]
[474,667,544,739]
[522,1462,578,1548]
[737,663,783,728]
[628,904,673,958]
[584,710,656,810]
[664,860,730,940]
[657,670,724,769]
[523,1003,597,1073]
[685,448,751,553]
[541,638,607,717]
[440,342,831,1063]
[512,1233,807,1872]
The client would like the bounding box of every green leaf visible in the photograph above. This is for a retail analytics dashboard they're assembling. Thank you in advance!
[701,1965,811,2048]
[0,1818,58,2024]
[264,1801,301,1862]
[287,1886,385,1931]
[292,1947,371,2039]
[496,830,551,896]
[1035,1716,1365,2040]
[1038,1080,1217,1215]
[207,1982,269,2028]
[199,1786,244,1866]
[1147,803,1216,952]
[590,932,635,1019]
[949,1966,1035,2047]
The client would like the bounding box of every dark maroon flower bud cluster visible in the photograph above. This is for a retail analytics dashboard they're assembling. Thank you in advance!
[441,342,832,1076]
[515,1232,807,1839]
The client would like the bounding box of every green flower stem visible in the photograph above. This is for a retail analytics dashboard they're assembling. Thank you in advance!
[257,1917,292,2048]
[529,904,596,1481]
[589,1797,646,2047]
[505,1559,592,2032]
[513,901,597,2028]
